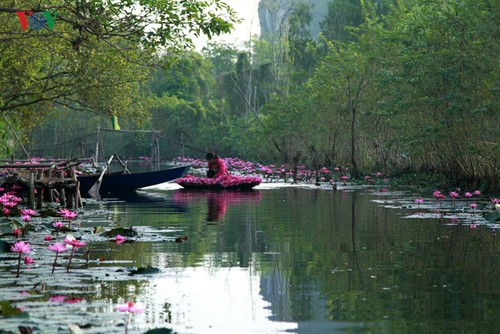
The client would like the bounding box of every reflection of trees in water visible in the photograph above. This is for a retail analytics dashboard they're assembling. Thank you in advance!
[348,191,364,290]
[259,189,499,332]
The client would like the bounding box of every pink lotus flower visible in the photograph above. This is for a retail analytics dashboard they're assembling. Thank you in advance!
[473,190,481,196]
[115,235,127,244]
[24,256,35,265]
[58,209,78,228]
[115,301,145,313]
[49,242,68,253]
[11,241,31,277]
[53,221,65,228]
[177,175,261,189]
[64,236,86,273]
[49,242,68,274]
[432,190,441,197]
[116,301,145,334]
[49,295,67,302]
[64,237,86,248]
[11,241,31,253]
[449,191,459,206]
[415,198,424,204]
[13,228,21,238]
[53,221,65,238]
[44,235,53,241]
[64,297,85,304]
[21,209,39,216]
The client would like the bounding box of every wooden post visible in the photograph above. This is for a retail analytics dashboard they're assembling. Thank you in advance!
[28,171,35,209]
[75,180,82,208]
[57,170,66,207]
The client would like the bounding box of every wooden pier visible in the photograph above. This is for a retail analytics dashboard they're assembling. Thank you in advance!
[0,160,83,209]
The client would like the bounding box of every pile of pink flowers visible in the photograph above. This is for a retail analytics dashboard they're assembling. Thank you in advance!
[173,156,389,184]
[177,174,261,188]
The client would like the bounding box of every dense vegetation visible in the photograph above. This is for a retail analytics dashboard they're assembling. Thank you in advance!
[1,0,498,192]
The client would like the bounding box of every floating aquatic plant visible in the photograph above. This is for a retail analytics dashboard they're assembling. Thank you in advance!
[48,242,67,274]
[64,236,86,273]
[58,208,78,228]
[52,221,64,239]
[115,234,127,244]
[10,241,31,277]
[115,301,145,334]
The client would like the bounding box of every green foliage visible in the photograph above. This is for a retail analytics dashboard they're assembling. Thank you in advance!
[320,0,364,42]
[0,300,29,318]
[4,0,497,191]
[0,0,238,156]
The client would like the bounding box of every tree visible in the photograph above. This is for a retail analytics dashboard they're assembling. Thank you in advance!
[320,0,364,42]
[0,0,238,128]
[370,0,499,188]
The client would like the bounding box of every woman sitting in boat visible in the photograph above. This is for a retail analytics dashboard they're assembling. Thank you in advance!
[206,153,230,178]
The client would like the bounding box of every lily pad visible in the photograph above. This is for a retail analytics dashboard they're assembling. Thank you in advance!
[128,267,161,276]
[0,240,12,253]
[483,212,500,223]
[143,329,175,334]
[100,227,138,238]
[0,300,29,318]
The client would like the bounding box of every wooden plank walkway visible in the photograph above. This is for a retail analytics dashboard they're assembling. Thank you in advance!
[0,160,84,209]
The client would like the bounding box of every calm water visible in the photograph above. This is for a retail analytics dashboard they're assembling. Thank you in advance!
[1,185,499,333]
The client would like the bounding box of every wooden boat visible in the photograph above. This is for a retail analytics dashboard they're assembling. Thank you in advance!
[78,164,191,194]
[176,175,261,191]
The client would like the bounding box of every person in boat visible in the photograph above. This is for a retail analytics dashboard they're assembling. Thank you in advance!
[206,153,229,178]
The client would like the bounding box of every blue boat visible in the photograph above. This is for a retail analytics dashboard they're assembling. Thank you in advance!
[78,165,191,194]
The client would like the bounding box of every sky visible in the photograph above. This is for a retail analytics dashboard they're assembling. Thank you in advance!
[194,0,261,50]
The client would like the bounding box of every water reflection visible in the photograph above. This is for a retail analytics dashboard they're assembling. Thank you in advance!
[1,187,497,334]
[172,190,262,223]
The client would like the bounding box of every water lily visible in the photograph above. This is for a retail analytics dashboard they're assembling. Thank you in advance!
[12,228,21,238]
[115,301,145,334]
[21,209,39,216]
[49,295,67,303]
[48,242,68,274]
[11,241,31,277]
[58,209,78,228]
[52,221,65,238]
[24,256,35,265]
[449,191,459,206]
[115,301,145,313]
[64,236,86,273]
[115,234,127,244]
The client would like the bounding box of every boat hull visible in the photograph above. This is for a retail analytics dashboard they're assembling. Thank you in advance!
[177,181,260,191]
[78,165,191,194]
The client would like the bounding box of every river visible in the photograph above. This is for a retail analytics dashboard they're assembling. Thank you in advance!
[0,183,498,333]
